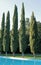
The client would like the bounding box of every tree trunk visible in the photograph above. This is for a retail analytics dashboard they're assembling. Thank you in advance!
[6,52,7,56]
[13,52,15,57]
[33,52,35,59]
[22,52,24,57]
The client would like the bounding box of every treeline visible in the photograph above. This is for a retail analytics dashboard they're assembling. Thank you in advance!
[0,3,41,55]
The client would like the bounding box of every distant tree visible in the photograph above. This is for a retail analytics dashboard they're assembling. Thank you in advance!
[1,13,5,53]
[11,5,19,55]
[30,12,38,55]
[3,11,10,54]
[19,3,26,56]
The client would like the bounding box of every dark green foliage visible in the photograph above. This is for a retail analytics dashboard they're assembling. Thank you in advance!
[30,12,38,54]
[1,13,5,52]
[3,11,10,53]
[19,3,26,53]
[25,18,30,35]
[35,22,41,54]
[19,18,30,53]
[37,22,41,39]
[11,5,19,53]
[0,30,1,53]
[3,26,6,52]
[25,18,30,53]
[0,4,41,54]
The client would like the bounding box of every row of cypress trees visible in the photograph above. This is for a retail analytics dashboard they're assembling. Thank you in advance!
[0,3,38,55]
[1,11,10,54]
[1,4,19,54]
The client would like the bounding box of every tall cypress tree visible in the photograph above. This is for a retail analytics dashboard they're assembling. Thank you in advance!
[19,3,26,56]
[3,11,10,54]
[1,13,5,53]
[30,12,38,55]
[11,5,19,55]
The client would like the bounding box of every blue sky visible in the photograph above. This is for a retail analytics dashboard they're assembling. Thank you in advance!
[0,0,41,29]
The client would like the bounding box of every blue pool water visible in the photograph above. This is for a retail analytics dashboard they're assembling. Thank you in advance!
[0,56,41,65]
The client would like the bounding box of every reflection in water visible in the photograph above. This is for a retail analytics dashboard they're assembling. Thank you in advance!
[10,59,14,65]
[2,58,7,65]
[34,60,35,65]
[22,60,24,65]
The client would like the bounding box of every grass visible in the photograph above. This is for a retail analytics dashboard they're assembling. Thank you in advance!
[15,54,41,59]
[0,54,41,59]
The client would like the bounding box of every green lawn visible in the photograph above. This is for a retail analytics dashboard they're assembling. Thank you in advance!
[0,54,41,59]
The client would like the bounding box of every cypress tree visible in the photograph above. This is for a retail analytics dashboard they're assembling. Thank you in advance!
[3,26,6,53]
[19,3,26,56]
[35,22,41,54]
[0,30,1,54]
[11,5,19,55]
[30,12,38,55]
[3,11,10,54]
[1,13,5,53]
